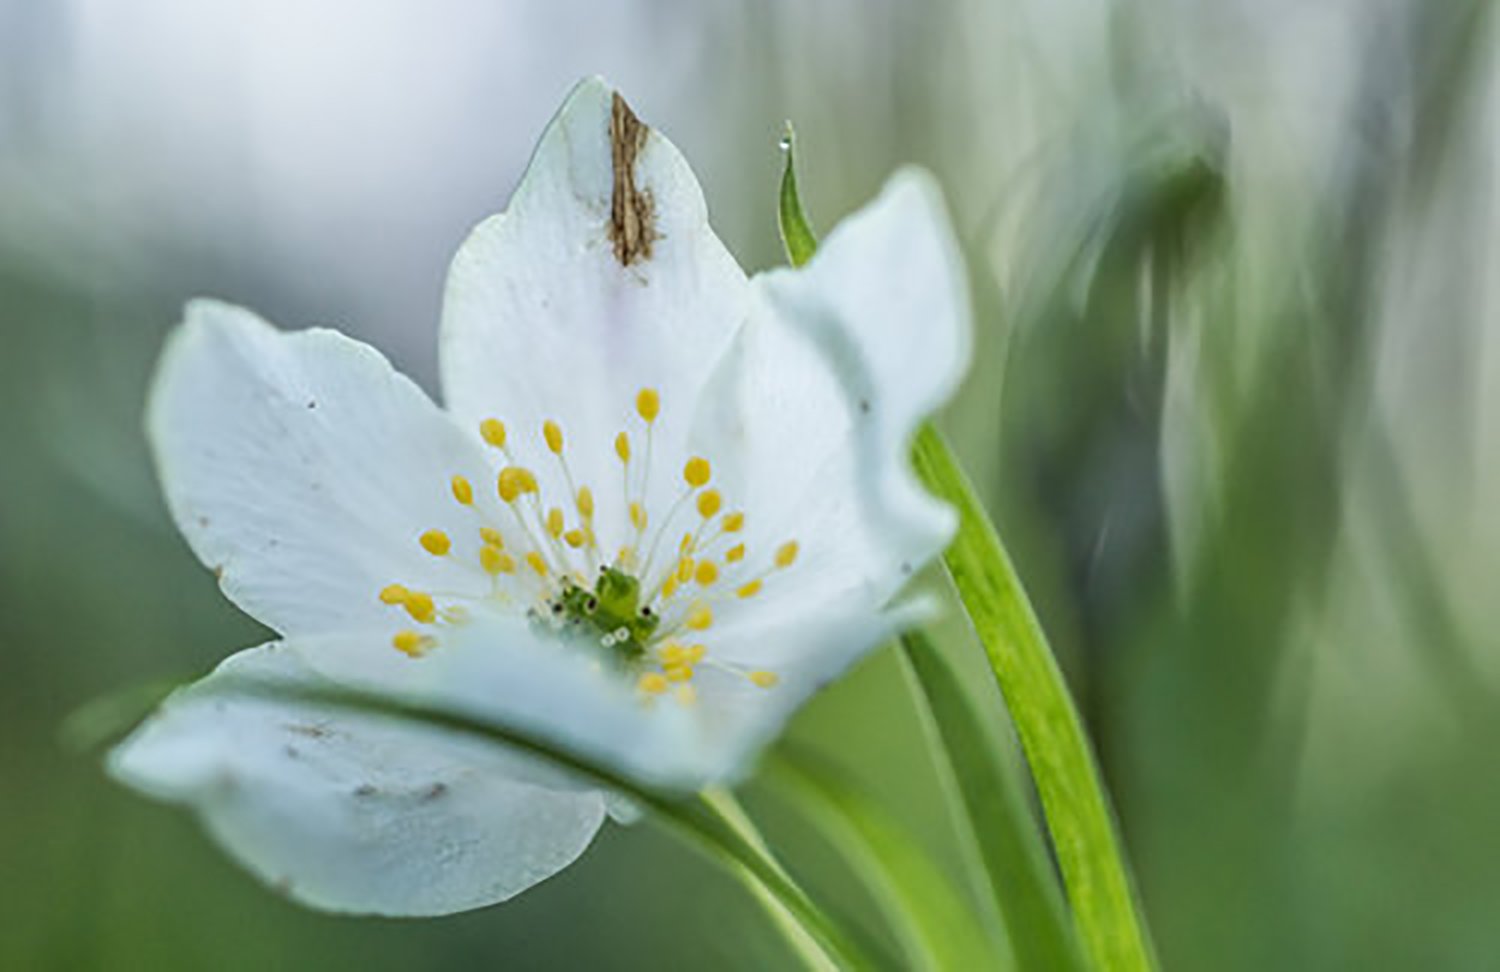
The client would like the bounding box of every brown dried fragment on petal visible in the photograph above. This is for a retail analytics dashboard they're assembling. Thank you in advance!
[609,92,656,266]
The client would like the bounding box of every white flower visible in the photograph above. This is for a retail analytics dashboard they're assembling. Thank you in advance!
[110,77,970,916]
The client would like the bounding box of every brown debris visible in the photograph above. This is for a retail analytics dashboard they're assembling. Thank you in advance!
[608,92,656,266]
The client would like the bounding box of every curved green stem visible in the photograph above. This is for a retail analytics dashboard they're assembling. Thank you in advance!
[912,426,1157,972]
[700,788,842,972]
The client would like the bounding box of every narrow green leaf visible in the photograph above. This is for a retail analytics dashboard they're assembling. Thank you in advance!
[912,426,1158,971]
[898,631,1085,971]
[110,676,880,972]
[763,749,1002,972]
[778,123,819,267]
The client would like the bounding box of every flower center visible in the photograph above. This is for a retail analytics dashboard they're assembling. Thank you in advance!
[377,387,793,704]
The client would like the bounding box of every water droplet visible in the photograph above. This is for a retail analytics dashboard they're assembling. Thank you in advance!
[778,135,792,152]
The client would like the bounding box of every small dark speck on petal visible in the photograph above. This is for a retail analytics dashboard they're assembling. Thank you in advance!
[901,562,913,574]
[283,745,301,759]
[353,784,377,798]
[859,399,871,414]
[272,877,295,896]
[306,400,317,409]
[422,782,449,802]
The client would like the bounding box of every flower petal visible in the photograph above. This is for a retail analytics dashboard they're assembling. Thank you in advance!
[438,77,749,554]
[109,643,606,916]
[149,300,500,636]
[700,169,971,619]
[290,615,718,790]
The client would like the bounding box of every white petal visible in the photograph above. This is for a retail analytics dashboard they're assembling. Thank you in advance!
[291,616,719,790]
[148,300,501,637]
[109,643,606,916]
[438,77,749,554]
[700,169,971,622]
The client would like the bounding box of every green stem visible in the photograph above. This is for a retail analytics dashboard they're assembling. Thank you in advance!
[700,789,842,972]
[912,426,1157,972]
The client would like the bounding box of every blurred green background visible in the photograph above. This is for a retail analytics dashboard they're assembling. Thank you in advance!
[5,1,1500,968]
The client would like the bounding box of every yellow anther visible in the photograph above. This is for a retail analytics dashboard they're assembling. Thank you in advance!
[695,561,719,586]
[576,486,595,518]
[404,592,436,624]
[526,551,548,576]
[480,418,507,449]
[687,644,707,663]
[683,457,711,488]
[480,546,515,575]
[661,575,679,599]
[679,532,694,554]
[378,583,410,605]
[726,544,746,563]
[498,466,537,503]
[775,541,800,568]
[392,630,432,658]
[686,605,713,631]
[665,664,694,683]
[675,684,698,705]
[722,512,745,533]
[676,557,695,583]
[736,579,763,599]
[615,431,631,463]
[696,489,722,519]
[630,502,648,531]
[749,670,780,688]
[419,530,452,556]
[546,507,565,538]
[636,388,661,422]
[660,642,688,665]
[451,475,474,505]
[479,526,504,548]
[543,419,564,454]
[564,529,587,549]
[638,672,669,695]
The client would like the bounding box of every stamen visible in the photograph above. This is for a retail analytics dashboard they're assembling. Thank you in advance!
[676,557,695,583]
[675,684,698,705]
[378,583,409,605]
[696,489,722,519]
[749,670,779,688]
[775,541,800,568]
[683,456,711,488]
[543,420,565,455]
[665,664,694,683]
[615,432,631,463]
[564,529,587,549]
[686,604,713,631]
[722,512,745,533]
[403,592,437,624]
[479,527,504,548]
[736,579,762,599]
[526,551,548,577]
[419,530,452,556]
[498,466,538,503]
[726,544,746,563]
[638,672,669,695]
[630,502,648,531]
[480,546,515,575]
[636,388,660,423]
[480,418,507,449]
[546,507,565,538]
[451,475,475,505]
[576,486,595,518]
[694,561,719,586]
[392,630,434,658]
